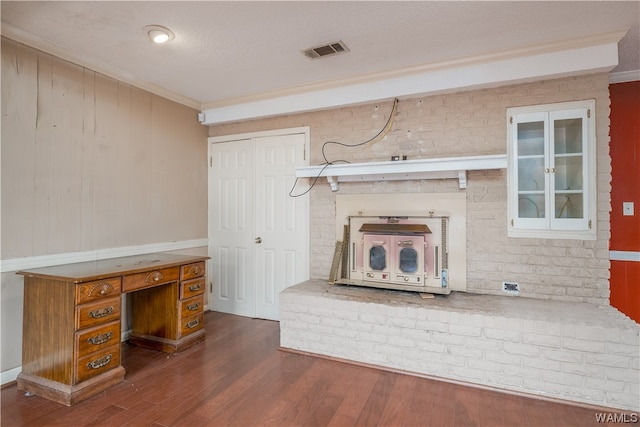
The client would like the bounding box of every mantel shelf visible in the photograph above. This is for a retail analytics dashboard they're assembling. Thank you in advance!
[295,154,507,191]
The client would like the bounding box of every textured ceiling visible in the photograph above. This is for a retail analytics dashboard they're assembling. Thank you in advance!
[2,1,639,109]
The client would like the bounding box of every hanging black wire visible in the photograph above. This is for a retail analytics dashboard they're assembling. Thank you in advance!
[289,98,399,197]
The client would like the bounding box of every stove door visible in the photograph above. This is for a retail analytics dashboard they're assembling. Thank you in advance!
[363,234,391,282]
[392,236,425,285]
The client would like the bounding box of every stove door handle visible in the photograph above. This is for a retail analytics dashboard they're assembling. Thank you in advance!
[370,241,386,245]
[397,240,414,246]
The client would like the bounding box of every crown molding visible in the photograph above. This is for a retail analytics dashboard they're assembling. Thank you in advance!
[609,70,640,84]
[1,24,201,110]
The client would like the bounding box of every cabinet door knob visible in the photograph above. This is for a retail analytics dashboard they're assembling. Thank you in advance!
[255,237,262,244]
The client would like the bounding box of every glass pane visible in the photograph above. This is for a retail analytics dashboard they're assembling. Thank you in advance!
[518,158,545,191]
[518,195,545,218]
[369,246,386,270]
[554,118,582,154]
[554,156,583,191]
[555,194,583,218]
[517,121,544,156]
[399,247,418,273]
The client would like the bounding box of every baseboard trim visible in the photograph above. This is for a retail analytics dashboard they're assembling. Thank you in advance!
[1,238,209,273]
[277,346,621,413]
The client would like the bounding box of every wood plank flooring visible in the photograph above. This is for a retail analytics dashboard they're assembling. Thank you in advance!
[1,311,628,426]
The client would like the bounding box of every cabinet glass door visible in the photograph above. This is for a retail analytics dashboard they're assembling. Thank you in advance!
[508,100,594,239]
[513,112,548,228]
[550,109,588,229]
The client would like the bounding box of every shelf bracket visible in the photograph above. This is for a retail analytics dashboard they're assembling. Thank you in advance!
[326,176,338,192]
[457,170,467,189]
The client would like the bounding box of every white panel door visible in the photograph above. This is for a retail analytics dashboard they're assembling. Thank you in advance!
[210,138,256,317]
[209,130,308,320]
[254,134,308,320]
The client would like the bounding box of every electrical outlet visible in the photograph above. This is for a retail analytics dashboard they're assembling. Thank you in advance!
[623,202,634,216]
[502,281,519,295]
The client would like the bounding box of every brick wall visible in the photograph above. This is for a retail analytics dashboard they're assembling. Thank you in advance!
[210,73,612,305]
[281,281,640,411]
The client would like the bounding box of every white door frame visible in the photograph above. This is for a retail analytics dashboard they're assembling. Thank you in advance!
[207,126,310,317]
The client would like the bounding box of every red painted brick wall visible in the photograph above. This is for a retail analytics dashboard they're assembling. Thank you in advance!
[609,81,640,322]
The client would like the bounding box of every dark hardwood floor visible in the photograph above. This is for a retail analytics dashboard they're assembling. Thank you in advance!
[1,311,625,426]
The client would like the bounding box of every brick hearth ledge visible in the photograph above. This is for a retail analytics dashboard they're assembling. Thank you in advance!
[280,280,640,411]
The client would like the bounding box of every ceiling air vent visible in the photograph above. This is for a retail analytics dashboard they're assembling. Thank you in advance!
[302,41,349,59]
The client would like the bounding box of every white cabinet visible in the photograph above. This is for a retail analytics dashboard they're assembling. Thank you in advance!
[507,100,596,239]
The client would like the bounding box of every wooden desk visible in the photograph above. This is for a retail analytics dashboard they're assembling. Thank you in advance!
[16,252,209,406]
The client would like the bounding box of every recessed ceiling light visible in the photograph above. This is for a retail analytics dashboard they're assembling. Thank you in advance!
[143,25,175,44]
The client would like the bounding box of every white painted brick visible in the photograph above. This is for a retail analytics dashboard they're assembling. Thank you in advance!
[358,331,387,344]
[486,350,522,366]
[489,373,523,388]
[561,362,604,378]
[523,357,562,372]
[563,337,606,353]
[449,345,483,359]
[415,319,448,332]
[448,324,482,337]
[605,342,640,357]
[431,331,466,345]
[359,312,386,324]
[604,366,640,384]
[387,335,416,348]
[503,365,542,380]
[502,342,540,357]
[541,348,584,363]
[483,328,521,342]
[374,343,405,356]
[415,341,447,354]
[451,366,486,381]
[522,333,562,348]
[585,353,632,368]
[465,337,502,351]
[468,358,502,373]
[584,377,627,393]
[542,371,586,388]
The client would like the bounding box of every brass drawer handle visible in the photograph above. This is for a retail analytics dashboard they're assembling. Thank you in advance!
[188,283,201,292]
[89,306,114,318]
[186,303,200,311]
[186,319,199,329]
[88,354,112,369]
[145,271,164,283]
[87,332,113,346]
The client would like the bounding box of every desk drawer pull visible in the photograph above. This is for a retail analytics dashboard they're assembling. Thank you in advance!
[186,319,199,329]
[188,283,201,292]
[186,302,200,312]
[87,331,113,346]
[89,306,114,319]
[87,354,112,370]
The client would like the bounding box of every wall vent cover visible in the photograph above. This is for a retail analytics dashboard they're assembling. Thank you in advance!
[302,41,349,59]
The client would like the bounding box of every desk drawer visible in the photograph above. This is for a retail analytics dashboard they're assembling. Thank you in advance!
[75,321,121,358]
[180,277,205,299]
[180,262,205,280]
[180,313,204,337]
[122,267,180,292]
[179,295,204,319]
[76,297,121,330]
[76,277,122,304]
[76,343,120,383]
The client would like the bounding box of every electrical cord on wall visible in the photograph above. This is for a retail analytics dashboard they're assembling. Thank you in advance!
[289,98,399,197]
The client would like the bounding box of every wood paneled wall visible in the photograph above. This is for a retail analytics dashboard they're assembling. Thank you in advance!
[1,38,209,259]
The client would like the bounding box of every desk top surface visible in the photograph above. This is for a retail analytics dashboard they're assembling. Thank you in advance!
[16,252,209,283]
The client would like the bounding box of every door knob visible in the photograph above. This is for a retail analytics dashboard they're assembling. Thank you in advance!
[255,237,262,244]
